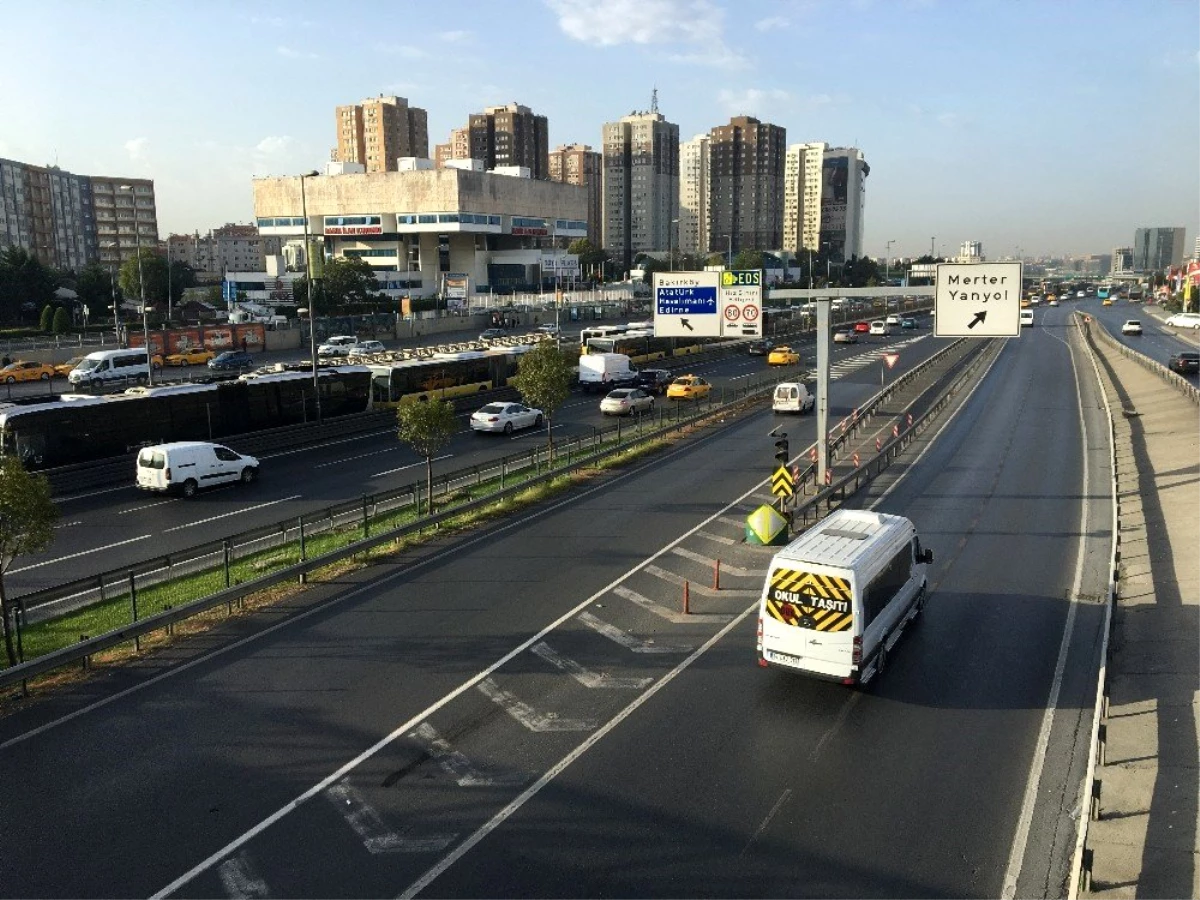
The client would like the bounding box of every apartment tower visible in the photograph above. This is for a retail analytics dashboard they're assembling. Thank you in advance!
[818,147,869,262]
[549,144,602,245]
[708,116,786,257]
[335,95,429,172]
[465,103,550,178]
[679,134,711,258]
[602,109,680,273]
[434,127,471,168]
[782,142,826,255]
[1132,227,1186,271]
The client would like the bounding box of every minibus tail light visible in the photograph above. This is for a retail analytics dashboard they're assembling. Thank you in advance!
[852,635,862,665]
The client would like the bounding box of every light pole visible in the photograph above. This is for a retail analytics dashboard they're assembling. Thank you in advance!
[299,170,320,422]
[726,234,732,270]
[120,184,152,385]
[930,236,936,259]
[807,247,814,289]
[669,218,679,272]
[885,239,896,285]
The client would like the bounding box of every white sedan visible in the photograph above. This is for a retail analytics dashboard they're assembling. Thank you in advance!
[600,388,655,416]
[1121,320,1143,336]
[1164,312,1200,330]
[317,335,358,356]
[470,402,544,434]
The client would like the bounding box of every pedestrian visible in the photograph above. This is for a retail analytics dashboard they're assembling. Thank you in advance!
[1,356,9,368]
[241,336,248,352]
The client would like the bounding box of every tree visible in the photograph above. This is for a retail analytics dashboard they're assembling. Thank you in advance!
[51,307,70,334]
[39,305,55,331]
[76,262,119,321]
[732,249,764,272]
[322,257,385,313]
[118,249,169,309]
[396,400,459,515]
[0,247,59,324]
[0,456,59,666]
[567,239,610,280]
[511,340,572,462]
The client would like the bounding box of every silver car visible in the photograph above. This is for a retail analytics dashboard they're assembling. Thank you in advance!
[600,388,655,416]
[470,402,544,434]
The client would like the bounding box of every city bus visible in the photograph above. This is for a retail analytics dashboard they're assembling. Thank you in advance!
[367,345,537,407]
[1097,285,1110,300]
[581,330,738,364]
[0,366,372,470]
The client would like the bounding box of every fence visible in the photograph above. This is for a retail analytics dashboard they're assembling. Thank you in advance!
[1076,312,1199,404]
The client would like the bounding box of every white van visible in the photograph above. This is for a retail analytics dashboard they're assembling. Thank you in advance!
[68,349,153,387]
[772,382,814,414]
[578,352,638,393]
[756,509,933,685]
[136,441,260,497]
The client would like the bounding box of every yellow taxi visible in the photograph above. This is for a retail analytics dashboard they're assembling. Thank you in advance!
[1102,299,1114,306]
[1,360,56,383]
[666,374,712,400]
[53,355,87,377]
[164,347,216,367]
[767,345,801,366]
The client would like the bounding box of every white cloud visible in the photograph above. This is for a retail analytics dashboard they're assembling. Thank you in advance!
[716,87,793,116]
[255,136,293,155]
[755,15,789,31]
[124,137,148,160]
[375,42,428,59]
[438,30,471,42]
[545,0,748,67]
[276,45,318,59]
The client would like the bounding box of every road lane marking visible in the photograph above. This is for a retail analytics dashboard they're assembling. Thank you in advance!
[408,723,526,787]
[119,499,176,515]
[217,852,270,899]
[644,564,756,598]
[613,584,734,624]
[372,455,451,478]
[8,535,151,574]
[476,677,597,732]
[324,781,457,854]
[671,546,756,576]
[397,603,758,899]
[162,496,302,533]
[577,612,690,654]
[315,447,399,469]
[260,429,395,460]
[531,641,653,689]
[740,789,793,858]
[1001,314,1095,900]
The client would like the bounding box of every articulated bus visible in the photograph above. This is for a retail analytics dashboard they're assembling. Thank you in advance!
[367,345,537,407]
[0,366,372,470]
[582,330,739,365]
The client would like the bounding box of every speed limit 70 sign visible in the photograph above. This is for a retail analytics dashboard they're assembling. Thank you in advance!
[720,270,763,337]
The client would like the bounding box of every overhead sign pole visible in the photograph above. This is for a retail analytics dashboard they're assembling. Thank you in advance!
[934,262,1023,337]
[816,298,831,486]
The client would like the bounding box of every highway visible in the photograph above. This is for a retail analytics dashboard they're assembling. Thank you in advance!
[11,317,944,593]
[0,312,1112,898]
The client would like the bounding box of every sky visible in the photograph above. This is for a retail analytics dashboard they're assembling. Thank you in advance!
[1,0,1196,260]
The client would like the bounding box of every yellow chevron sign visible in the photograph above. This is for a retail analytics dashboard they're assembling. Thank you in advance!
[745,504,789,545]
[764,567,854,631]
[771,465,795,498]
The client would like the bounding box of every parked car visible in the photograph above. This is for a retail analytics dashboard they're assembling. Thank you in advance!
[1167,350,1199,374]
[1164,312,1200,330]
[207,350,256,372]
[833,329,858,344]
[164,347,215,367]
[470,402,543,434]
[748,339,775,356]
[767,346,800,366]
[1121,320,1143,336]
[1,361,55,383]
[600,388,655,416]
[634,368,673,395]
[666,374,712,400]
[317,335,358,356]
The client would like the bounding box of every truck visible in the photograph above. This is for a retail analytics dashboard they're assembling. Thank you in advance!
[578,352,639,393]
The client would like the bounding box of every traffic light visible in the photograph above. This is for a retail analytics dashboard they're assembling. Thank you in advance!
[774,435,789,466]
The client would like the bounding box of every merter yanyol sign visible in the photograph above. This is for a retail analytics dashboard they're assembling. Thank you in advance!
[933,262,1022,338]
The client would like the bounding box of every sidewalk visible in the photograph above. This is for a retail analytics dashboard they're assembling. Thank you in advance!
[1083,327,1199,898]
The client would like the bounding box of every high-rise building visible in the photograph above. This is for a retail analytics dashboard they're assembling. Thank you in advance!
[1112,247,1133,273]
[1132,227,1186,271]
[167,224,282,280]
[90,177,158,268]
[602,110,680,272]
[958,241,983,262]
[434,127,471,168]
[817,147,869,262]
[335,95,429,173]
[548,144,602,245]
[782,142,826,255]
[709,116,786,257]
[462,103,549,179]
[679,134,710,258]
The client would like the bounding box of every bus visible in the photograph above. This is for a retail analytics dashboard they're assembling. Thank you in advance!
[1097,285,1110,300]
[367,345,537,407]
[578,325,628,349]
[0,366,372,470]
[581,330,738,364]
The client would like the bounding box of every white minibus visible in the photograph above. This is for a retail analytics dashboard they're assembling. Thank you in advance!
[68,349,153,387]
[757,509,933,685]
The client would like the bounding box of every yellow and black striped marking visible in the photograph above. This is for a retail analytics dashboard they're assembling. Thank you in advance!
[765,568,853,631]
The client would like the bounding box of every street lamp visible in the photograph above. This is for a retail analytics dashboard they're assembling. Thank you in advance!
[885,239,896,285]
[726,234,733,270]
[669,218,679,272]
[119,184,152,385]
[299,170,321,422]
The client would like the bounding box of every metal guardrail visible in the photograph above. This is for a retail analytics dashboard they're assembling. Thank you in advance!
[1077,311,1200,404]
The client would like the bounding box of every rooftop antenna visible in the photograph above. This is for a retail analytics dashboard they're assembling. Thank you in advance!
[650,87,658,114]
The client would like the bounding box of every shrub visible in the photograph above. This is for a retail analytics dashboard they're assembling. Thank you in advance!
[39,305,54,331]
[51,307,71,334]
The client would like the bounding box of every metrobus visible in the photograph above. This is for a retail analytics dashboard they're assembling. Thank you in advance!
[578,325,628,349]
[367,345,538,406]
[0,366,372,470]
[581,330,739,364]
[1097,285,1110,300]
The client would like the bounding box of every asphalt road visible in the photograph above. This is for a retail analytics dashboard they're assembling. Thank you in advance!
[0,313,1111,898]
[1074,298,1199,383]
[12,319,944,594]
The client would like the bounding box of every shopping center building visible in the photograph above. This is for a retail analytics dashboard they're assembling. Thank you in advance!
[252,163,587,300]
